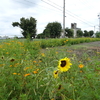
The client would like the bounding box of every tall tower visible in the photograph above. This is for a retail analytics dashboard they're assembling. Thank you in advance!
[98,13,100,32]
[71,23,77,37]
[61,0,65,38]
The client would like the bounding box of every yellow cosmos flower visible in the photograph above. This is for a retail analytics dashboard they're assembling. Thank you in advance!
[33,69,39,74]
[78,64,84,68]
[13,73,17,75]
[33,61,37,63]
[51,98,55,100]
[24,67,30,71]
[58,57,72,72]
[41,53,45,57]
[33,71,38,74]
[80,70,83,73]
[53,70,59,78]
[6,52,9,54]
[66,40,68,41]
[56,52,58,54]
[24,73,31,77]
[9,65,13,67]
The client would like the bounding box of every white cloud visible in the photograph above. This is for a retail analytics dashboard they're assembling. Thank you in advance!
[0,0,100,37]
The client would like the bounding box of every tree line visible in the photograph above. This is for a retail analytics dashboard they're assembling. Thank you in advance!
[12,17,100,39]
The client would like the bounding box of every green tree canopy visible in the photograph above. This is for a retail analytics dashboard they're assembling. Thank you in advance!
[88,30,94,37]
[43,21,62,38]
[77,30,83,37]
[83,30,94,37]
[65,28,74,38]
[83,30,89,37]
[36,33,45,39]
[95,31,100,38]
[12,17,37,39]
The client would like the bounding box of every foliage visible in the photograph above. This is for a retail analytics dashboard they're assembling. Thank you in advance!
[83,30,93,37]
[96,32,100,38]
[77,30,83,37]
[0,38,100,100]
[34,38,100,48]
[65,28,74,38]
[89,30,94,37]
[83,30,89,37]
[42,21,62,38]
[36,33,45,39]
[12,17,37,39]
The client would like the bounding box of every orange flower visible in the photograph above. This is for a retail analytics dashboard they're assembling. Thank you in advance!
[36,69,39,71]
[0,64,5,67]
[18,73,20,75]
[64,41,66,43]
[13,73,17,75]
[56,52,58,54]
[6,52,9,54]
[78,64,84,68]
[9,65,13,67]
[80,70,83,73]
[87,58,91,61]
[41,53,45,57]
[33,71,38,74]
[24,67,30,70]
[24,73,31,77]
[66,40,68,41]
[33,61,37,63]
[51,98,55,100]
[39,60,42,63]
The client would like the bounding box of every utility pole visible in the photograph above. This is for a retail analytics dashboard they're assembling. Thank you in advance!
[98,13,100,32]
[61,0,65,38]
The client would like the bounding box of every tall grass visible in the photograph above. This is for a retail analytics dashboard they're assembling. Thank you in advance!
[37,38,100,48]
[0,38,100,100]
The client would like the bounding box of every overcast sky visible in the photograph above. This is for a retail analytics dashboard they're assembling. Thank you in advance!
[0,0,100,37]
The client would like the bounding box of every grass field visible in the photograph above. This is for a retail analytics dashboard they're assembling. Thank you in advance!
[0,38,100,100]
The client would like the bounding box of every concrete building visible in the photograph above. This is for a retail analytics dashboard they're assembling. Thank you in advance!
[71,23,81,37]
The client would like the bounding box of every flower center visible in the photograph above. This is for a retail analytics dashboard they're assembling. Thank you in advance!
[60,60,66,67]
[55,71,58,74]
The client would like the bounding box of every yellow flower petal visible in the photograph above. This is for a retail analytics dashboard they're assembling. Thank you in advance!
[58,57,72,72]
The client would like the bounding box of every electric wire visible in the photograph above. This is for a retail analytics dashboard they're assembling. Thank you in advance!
[41,0,94,27]
[16,0,95,27]
[15,0,62,14]
[15,0,96,28]
[45,0,95,26]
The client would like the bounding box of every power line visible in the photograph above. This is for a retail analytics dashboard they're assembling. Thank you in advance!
[41,0,94,27]
[47,0,94,26]
[15,0,95,28]
[15,0,62,14]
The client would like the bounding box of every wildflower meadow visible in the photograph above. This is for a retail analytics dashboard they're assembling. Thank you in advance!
[0,38,100,100]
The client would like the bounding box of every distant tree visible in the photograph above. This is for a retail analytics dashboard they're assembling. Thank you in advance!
[36,33,45,39]
[95,31,100,38]
[14,35,18,39]
[65,28,74,38]
[43,22,62,38]
[77,30,83,37]
[12,17,37,39]
[88,30,94,37]
[83,30,89,37]
[43,29,50,38]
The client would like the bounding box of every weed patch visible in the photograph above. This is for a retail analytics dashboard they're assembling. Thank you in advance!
[0,38,100,100]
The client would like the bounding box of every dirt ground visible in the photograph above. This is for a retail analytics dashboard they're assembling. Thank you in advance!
[41,41,100,58]
[42,41,100,51]
[66,41,100,57]
[74,41,100,49]
[71,41,100,50]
